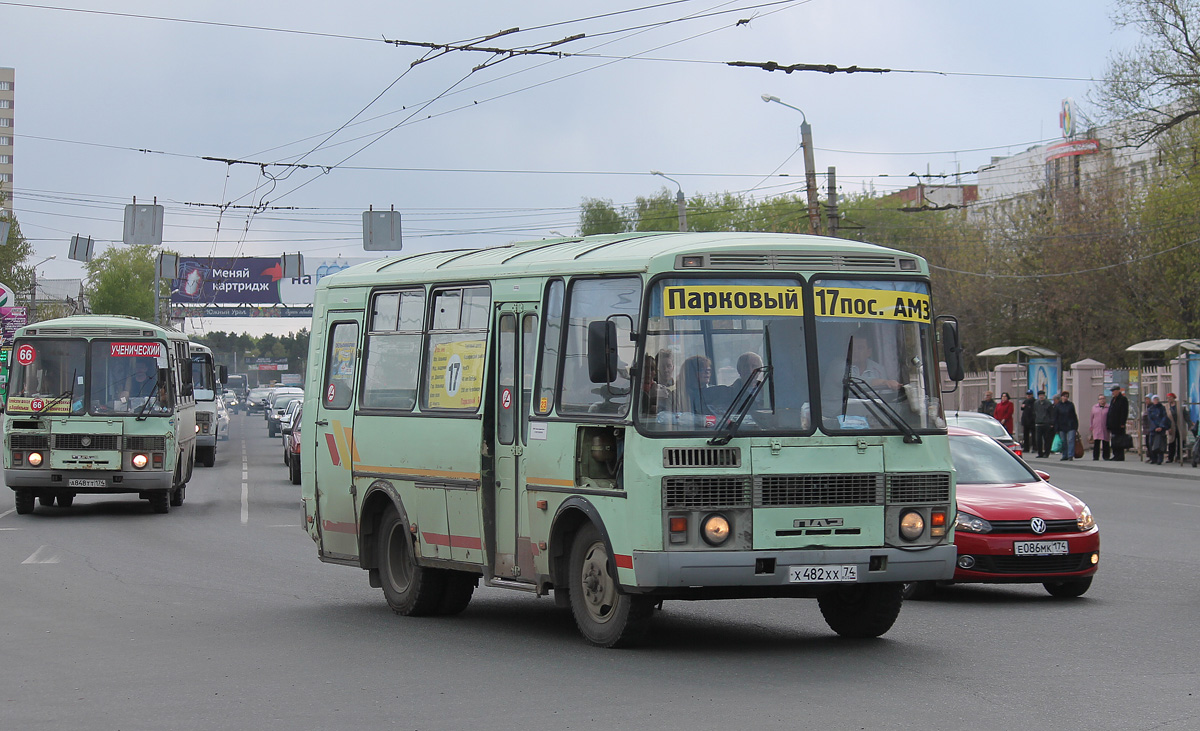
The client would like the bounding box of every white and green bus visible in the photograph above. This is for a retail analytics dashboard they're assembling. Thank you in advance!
[4,314,197,514]
[190,341,227,467]
[301,232,965,646]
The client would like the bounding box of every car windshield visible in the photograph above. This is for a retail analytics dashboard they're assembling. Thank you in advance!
[813,279,941,434]
[950,434,1038,484]
[946,412,1010,439]
[273,394,300,408]
[640,277,806,435]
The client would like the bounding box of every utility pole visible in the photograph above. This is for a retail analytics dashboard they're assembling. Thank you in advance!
[651,171,687,232]
[826,166,839,238]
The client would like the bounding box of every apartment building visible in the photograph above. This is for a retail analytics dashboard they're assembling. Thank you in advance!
[0,67,12,214]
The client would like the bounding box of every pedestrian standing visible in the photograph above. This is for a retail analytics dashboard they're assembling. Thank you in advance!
[1091,393,1110,461]
[993,392,1015,436]
[1147,394,1170,465]
[1052,391,1079,461]
[1164,393,1190,464]
[978,390,996,417]
[1107,385,1130,461]
[1020,390,1036,454]
[1034,389,1055,458]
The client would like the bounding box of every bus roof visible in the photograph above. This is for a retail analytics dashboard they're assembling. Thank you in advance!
[315,232,926,290]
[19,314,188,340]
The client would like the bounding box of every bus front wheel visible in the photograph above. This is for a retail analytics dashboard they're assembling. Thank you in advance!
[567,523,653,648]
[377,505,444,616]
[817,582,904,638]
[14,489,34,515]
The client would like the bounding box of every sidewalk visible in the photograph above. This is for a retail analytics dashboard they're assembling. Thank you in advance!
[1026,452,1200,481]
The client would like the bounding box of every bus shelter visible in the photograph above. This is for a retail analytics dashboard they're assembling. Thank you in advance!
[976,345,1060,397]
[1124,339,1200,463]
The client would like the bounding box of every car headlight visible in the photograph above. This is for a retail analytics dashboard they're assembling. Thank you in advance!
[899,510,925,541]
[701,513,731,546]
[954,511,992,534]
[1077,504,1095,531]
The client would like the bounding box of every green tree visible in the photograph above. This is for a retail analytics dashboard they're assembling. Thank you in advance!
[1094,0,1200,144]
[85,244,158,321]
[578,197,629,235]
[0,196,33,296]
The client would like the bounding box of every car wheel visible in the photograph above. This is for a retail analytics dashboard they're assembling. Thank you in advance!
[1043,577,1092,598]
[567,523,653,648]
[289,456,301,485]
[377,505,445,616]
[818,583,904,638]
[15,489,35,515]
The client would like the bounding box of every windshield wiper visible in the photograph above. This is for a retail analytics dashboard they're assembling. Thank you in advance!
[135,374,164,421]
[709,366,771,446]
[844,375,922,444]
[39,369,79,414]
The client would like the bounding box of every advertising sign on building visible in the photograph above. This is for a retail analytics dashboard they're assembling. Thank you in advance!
[246,357,290,372]
[168,257,371,313]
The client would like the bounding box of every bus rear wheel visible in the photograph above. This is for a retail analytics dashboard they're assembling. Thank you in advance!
[437,572,477,616]
[57,493,74,508]
[377,505,444,616]
[567,523,653,648]
[148,490,170,514]
[199,446,215,468]
[818,583,904,639]
[14,489,34,515]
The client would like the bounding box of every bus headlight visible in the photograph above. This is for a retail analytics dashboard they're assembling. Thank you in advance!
[899,510,925,541]
[195,424,200,433]
[131,453,149,469]
[28,452,43,467]
[702,513,732,546]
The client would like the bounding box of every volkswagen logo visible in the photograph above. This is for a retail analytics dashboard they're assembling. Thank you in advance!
[1030,517,1047,534]
[80,436,92,448]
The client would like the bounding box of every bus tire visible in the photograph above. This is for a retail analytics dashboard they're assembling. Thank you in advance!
[170,485,185,507]
[817,583,904,639]
[57,493,74,508]
[567,523,653,648]
[148,490,170,514]
[15,489,34,515]
[199,446,215,468]
[39,495,54,507]
[289,457,301,485]
[377,505,444,616]
[436,572,477,616]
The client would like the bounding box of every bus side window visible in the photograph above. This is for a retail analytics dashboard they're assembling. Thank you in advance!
[362,289,424,410]
[535,279,564,415]
[324,322,360,410]
[558,277,640,416]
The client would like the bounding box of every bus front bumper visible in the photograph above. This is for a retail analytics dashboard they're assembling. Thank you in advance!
[631,544,956,588]
[4,468,173,493]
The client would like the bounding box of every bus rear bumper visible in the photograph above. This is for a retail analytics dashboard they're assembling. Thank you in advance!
[5,469,173,493]
[631,544,956,588]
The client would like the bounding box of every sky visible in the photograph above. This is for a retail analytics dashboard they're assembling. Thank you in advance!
[1,0,1139,336]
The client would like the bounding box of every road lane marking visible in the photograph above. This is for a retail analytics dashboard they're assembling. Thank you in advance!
[22,545,60,564]
[241,440,249,524]
[1171,502,1200,508]
[0,508,15,520]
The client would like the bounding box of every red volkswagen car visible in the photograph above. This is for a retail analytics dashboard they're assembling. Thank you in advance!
[905,426,1099,599]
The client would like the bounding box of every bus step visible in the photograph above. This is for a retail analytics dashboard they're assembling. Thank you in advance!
[486,577,539,593]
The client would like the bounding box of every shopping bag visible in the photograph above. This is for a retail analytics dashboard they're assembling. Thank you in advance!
[1051,433,1063,453]
[1074,437,1084,459]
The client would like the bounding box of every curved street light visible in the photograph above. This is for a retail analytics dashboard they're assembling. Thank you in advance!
[651,170,687,232]
[761,94,821,235]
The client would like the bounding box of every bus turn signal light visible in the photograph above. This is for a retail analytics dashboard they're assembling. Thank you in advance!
[930,509,948,537]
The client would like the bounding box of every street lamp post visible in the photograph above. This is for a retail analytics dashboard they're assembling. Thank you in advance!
[651,171,688,232]
[762,94,821,236]
[29,255,56,324]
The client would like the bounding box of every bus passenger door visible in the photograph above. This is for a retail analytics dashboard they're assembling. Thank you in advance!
[492,305,538,581]
[312,315,363,561]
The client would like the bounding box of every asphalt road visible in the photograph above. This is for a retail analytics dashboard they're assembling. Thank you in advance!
[2,413,1198,731]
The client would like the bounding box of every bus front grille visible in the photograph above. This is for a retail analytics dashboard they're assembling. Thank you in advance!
[124,436,167,451]
[10,434,49,449]
[662,447,741,468]
[663,477,751,508]
[53,434,120,450]
[755,474,884,507]
[886,473,951,503]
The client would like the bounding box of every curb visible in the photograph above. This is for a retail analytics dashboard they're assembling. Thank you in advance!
[1032,458,1200,481]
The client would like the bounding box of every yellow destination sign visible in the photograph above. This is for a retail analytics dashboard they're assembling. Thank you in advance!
[813,286,931,323]
[664,285,802,317]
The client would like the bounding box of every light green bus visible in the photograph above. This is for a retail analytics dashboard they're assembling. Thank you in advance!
[4,314,197,514]
[301,232,965,646]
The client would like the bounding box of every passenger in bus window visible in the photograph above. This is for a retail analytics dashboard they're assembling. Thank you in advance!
[656,348,676,389]
[848,337,901,391]
[639,355,669,415]
[674,355,713,416]
[121,358,160,402]
[708,351,765,412]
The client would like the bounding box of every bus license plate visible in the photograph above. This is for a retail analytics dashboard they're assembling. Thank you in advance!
[1013,540,1068,556]
[68,479,107,488]
[788,565,858,583]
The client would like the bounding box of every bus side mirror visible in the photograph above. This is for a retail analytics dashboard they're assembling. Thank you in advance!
[587,320,618,384]
[940,318,965,382]
[218,365,228,383]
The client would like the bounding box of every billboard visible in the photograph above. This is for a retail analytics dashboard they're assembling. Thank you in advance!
[168,257,371,310]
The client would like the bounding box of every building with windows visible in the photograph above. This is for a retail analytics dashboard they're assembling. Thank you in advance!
[0,67,12,214]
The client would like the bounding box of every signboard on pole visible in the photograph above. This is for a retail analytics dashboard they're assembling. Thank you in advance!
[170,256,369,310]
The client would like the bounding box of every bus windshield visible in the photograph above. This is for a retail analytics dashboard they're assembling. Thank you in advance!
[640,277,808,434]
[812,279,940,434]
[88,340,172,416]
[191,355,216,401]
[6,339,88,414]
